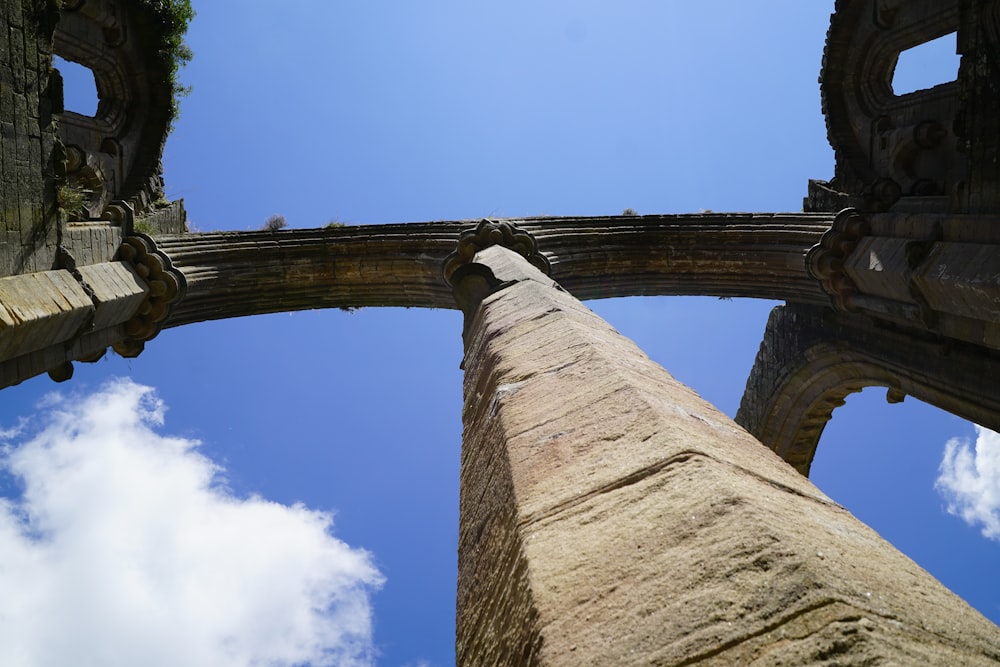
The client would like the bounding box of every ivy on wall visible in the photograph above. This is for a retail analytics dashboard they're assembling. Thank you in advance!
[138,0,196,126]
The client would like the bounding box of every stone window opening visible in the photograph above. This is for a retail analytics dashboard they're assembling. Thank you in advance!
[54,55,99,117]
[891,32,960,96]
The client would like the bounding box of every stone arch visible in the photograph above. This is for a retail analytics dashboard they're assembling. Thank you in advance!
[736,303,1000,475]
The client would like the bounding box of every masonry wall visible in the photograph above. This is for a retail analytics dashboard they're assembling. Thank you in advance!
[0,0,60,277]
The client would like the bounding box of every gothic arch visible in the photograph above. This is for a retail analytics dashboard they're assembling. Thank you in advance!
[737,303,1000,475]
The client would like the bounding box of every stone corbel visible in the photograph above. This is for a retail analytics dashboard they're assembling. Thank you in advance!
[443,219,551,287]
[805,208,871,311]
[444,220,555,349]
[102,199,134,229]
[112,234,186,357]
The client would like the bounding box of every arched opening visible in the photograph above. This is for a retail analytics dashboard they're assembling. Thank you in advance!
[892,33,960,96]
[54,55,98,117]
[810,388,1000,626]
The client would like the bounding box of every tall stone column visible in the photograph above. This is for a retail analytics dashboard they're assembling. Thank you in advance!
[452,244,1000,665]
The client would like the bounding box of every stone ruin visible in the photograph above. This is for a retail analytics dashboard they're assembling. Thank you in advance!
[2,0,1000,663]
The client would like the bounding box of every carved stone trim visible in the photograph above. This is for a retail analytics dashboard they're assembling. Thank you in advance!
[820,2,962,212]
[806,208,871,311]
[102,199,134,229]
[112,234,186,356]
[443,219,550,286]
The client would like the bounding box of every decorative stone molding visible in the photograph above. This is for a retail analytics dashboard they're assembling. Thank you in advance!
[820,0,963,213]
[102,200,135,229]
[443,219,551,286]
[806,208,871,311]
[112,235,186,356]
[151,214,833,332]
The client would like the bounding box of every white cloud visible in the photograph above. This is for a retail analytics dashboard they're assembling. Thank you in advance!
[0,417,26,441]
[936,425,1000,541]
[0,379,383,667]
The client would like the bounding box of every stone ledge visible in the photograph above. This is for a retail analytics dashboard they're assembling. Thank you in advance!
[0,269,93,359]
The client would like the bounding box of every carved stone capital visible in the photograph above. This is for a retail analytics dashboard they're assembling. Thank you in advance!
[112,235,186,356]
[443,219,550,286]
[806,208,871,311]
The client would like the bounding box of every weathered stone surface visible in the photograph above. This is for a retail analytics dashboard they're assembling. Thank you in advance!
[0,269,92,359]
[136,200,188,236]
[64,223,125,267]
[843,236,915,304]
[76,261,149,330]
[0,0,60,277]
[0,324,122,390]
[809,209,1000,351]
[957,0,1000,213]
[738,302,1000,475]
[54,0,179,216]
[816,0,962,214]
[457,248,1000,665]
[154,213,834,329]
[0,3,999,661]
[913,241,1000,322]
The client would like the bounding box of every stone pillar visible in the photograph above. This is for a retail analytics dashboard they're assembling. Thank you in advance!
[453,245,1000,665]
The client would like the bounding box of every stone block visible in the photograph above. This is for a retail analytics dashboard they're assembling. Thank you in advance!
[914,242,1000,321]
[77,261,148,330]
[844,237,915,303]
[0,269,92,359]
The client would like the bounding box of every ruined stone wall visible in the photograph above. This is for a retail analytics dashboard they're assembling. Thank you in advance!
[955,0,1000,211]
[54,0,178,218]
[0,0,61,277]
[0,1,194,388]
[749,0,1000,472]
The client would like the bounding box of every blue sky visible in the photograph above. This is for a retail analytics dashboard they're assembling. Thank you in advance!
[2,3,997,666]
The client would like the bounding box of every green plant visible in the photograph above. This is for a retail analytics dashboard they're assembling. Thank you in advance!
[134,219,156,235]
[138,0,196,129]
[56,184,88,218]
[622,208,639,216]
[325,220,347,229]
